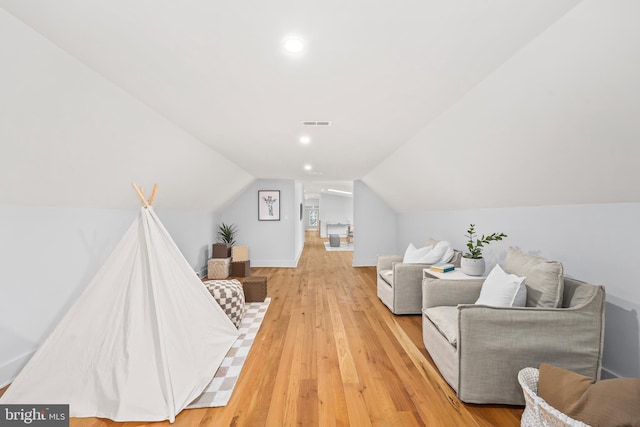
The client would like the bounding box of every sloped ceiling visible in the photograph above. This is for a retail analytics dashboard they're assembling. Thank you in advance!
[364,0,640,212]
[0,0,601,212]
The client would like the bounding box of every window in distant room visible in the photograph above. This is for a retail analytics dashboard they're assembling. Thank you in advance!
[309,210,318,227]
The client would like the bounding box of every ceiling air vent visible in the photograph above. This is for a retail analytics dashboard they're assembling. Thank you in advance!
[301,121,332,126]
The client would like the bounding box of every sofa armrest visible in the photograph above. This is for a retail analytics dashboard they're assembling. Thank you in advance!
[387,263,428,314]
[393,262,428,283]
[422,278,483,309]
[377,255,403,272]
[456,289,605,404]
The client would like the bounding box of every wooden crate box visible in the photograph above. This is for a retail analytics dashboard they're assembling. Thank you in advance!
[230,260,250,277]
[231,245,249,262]
[212,243,231,258]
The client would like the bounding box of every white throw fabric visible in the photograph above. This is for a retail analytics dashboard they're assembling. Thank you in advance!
[403,243,433,263]
[403,241,454,264]
[0,207,239,423]
[424,241,454,264]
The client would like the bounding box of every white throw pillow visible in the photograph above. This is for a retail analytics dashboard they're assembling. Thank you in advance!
[475,264,527,307]
[422,241,454,264]
[403,243,433,263]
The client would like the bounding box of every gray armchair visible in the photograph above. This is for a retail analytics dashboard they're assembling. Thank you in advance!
[377,245,461,315]
[421,249,605,405]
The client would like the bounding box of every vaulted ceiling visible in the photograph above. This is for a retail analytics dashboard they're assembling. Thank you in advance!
[1,1,638,212]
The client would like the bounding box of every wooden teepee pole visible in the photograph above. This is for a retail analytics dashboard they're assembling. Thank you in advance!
[132,182,159,207]
[148,184,159,206]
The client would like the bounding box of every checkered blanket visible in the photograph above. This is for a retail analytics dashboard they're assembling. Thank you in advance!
[187,298,270,408]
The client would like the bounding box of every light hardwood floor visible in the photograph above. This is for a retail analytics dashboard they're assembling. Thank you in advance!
[1,231,523,426]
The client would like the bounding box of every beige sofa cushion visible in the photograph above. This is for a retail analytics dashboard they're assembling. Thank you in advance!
[538,363,640,427]
[504,248,564,308]
[423,306,458,346]
[379,269,393,286]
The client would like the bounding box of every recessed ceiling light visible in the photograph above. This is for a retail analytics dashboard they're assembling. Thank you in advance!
[304,164,312,171]
[299,135,311,145]
[283,36,305,54]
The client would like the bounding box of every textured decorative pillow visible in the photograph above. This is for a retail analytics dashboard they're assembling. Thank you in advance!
[504,248,564,308]
[475,264,527,307]
[538,363,640,427]
[403,243,433,263]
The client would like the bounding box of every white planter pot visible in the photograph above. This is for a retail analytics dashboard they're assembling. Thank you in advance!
[461,257,485,276]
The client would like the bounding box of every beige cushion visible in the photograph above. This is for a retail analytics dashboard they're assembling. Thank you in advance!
[423,306,458,346]
[379,269,393,286]
[538,363,640,427]
[504,248,563,308]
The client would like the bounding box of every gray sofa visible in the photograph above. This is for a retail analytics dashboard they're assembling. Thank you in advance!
[421,248,605,405]
[377,241,461,315]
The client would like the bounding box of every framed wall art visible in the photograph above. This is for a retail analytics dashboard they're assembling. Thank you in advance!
[258,190,280,221]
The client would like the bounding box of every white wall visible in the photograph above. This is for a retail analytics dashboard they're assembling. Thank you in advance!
[218,179,299,267]
[155,210,219,278]
[397,202,640,379]
[0,205,216,387]
[318,194,353,238]
[363,0,640,213]
[352,180,398,267]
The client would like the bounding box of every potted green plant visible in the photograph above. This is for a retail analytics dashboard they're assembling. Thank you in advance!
[461,224,507,276]
[217,223,238,247]
[212,222,238,258]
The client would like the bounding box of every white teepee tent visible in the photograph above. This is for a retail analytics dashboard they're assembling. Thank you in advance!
[0,184,239,422]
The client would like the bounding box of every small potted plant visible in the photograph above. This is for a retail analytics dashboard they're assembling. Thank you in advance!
[461,224,507,276]
[213,222,237,258]
[217,222,237,247]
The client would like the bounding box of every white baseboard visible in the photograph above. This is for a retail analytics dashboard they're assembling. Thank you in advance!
[0,351,35,388]
[352,257,376,267]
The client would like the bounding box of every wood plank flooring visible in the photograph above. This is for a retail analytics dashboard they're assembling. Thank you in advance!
[0,231,523,426]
